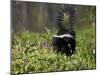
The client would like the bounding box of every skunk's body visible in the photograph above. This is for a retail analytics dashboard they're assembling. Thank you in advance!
[52,6,76,56]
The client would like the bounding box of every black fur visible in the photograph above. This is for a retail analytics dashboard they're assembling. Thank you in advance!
[52,6,76,56]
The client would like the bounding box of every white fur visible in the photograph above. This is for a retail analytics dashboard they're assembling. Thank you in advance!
[53,34,73,39]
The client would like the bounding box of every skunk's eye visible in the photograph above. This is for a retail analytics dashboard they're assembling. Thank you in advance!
[67,43,71,48]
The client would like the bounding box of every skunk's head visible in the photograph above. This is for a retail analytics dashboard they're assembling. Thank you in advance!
[52,33,75,56]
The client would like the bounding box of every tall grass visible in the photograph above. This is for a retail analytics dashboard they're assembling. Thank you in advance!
[12,26,96,74]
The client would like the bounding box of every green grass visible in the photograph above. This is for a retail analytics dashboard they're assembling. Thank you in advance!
[12,26,96,74]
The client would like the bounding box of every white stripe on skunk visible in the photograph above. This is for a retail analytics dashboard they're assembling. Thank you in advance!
[53,34,73,39]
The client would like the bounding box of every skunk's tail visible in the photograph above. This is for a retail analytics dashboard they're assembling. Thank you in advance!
[56,5,76,32]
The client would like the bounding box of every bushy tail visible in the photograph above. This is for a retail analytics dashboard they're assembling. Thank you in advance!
[56,5,76,32]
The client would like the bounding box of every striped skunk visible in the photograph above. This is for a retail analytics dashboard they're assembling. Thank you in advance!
[52,6,76,56]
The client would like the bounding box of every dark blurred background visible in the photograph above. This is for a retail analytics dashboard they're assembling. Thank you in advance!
[11,1,96,33]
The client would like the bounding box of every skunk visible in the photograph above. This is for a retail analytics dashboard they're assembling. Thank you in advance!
[52,6,76,56]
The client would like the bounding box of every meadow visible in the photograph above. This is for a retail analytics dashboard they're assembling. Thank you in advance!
[12,26,96,74]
